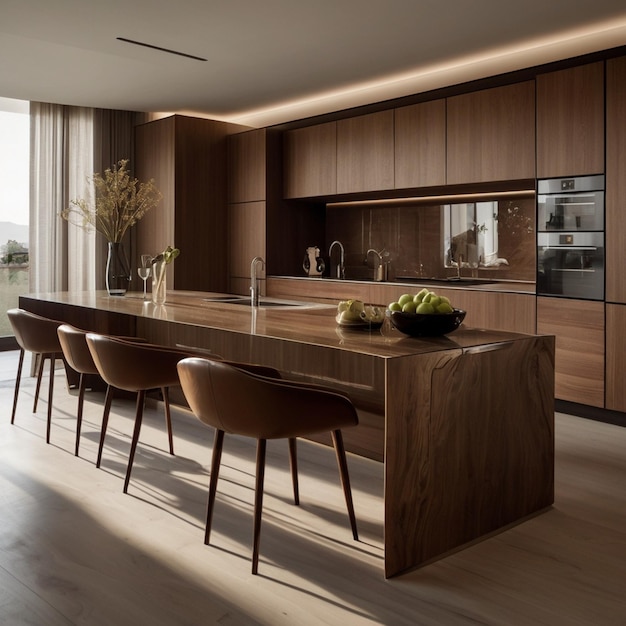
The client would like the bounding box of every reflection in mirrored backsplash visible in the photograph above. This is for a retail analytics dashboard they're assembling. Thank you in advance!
[326,195,535,282]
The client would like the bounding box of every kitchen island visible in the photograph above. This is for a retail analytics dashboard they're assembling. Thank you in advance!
[20,290,555,578]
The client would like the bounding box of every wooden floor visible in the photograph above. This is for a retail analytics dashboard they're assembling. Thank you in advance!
[1,350,625,625]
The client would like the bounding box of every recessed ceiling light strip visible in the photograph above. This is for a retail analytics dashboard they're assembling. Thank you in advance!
[116,37,207,62]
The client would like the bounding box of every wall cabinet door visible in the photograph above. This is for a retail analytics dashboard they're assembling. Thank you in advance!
[337,110,394,193]
[394,99,446,189]
[605,56,626,303]
[536,62,605,178]
[537,297,604,408]
[228,129,266,204]
[446,81,535,185]
[283,122,337,198]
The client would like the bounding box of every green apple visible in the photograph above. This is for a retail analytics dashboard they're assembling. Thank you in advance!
[416,302,435,314]
[436,302,454,314]
[398,294,413,307]
[413,288,429,303]
[428,296,441,308]
[388,301,402,312]
[402,301,418,313]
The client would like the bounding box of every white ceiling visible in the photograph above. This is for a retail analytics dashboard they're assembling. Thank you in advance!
[2,0,626,127]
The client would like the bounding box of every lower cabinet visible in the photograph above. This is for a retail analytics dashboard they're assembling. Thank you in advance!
[537,297,605,408]
[606,304,626,412]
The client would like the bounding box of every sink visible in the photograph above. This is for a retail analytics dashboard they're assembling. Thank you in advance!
[202,295,313,308]
[202,295,247,302]
[395,276,497,286]
[226,298,306,308]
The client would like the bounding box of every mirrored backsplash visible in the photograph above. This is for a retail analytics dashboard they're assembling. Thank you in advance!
[326,195,536,282]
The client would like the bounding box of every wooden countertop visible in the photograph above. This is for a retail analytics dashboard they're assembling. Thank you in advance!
[23,290,536,360]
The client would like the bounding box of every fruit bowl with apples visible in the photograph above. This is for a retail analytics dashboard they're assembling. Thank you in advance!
[387,289,466,337]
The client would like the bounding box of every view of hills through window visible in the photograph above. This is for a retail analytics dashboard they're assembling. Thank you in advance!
[0,98,29,338]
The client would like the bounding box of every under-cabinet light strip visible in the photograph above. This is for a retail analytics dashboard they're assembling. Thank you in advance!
[327,190,536,209]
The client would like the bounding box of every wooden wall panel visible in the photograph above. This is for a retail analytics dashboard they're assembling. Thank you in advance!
[135,117,176,272]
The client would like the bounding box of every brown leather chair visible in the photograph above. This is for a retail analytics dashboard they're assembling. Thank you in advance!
[8,308,65,443]
[57,324,115,457]
[85,333,203,493]
[177,356,359,575]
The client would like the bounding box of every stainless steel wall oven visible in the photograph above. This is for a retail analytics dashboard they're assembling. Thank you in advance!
[537,175,604,300]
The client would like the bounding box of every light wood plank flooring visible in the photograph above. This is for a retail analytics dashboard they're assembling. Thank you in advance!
[1,350,625,625]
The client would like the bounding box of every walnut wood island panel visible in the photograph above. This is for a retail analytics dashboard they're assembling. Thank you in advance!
[20,291,555,578]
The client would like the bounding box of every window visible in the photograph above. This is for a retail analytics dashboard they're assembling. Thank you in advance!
[0,98,30,343]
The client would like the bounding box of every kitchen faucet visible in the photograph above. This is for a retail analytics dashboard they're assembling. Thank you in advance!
[367,248,388,282]
[328,240,345,279]
[250,256,265,307]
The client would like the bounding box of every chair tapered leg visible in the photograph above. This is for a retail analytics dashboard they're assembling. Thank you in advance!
[96,385,114,468]
[11,349,25,424]
[252,438,267,575]
[33,353,45,412]
[205,429,225,545]
[331,429,358,541]
[162,387,174,455]
[74,373,87,456]
[45,355,55,444]
[288,437,299,505]
[123,391,145,493]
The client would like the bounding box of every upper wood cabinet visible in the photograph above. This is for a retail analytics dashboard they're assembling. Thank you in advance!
[394,99,446,189]
[134,115,232,293]
[536,62,605,178]
[605,56,626,303]
[446,81,535,184]
[336,110,394,194]
[537,296,605,408]
[283,122,337,198]
[228,129,266,203]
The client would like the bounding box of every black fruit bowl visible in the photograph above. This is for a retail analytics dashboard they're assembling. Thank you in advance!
[389,309,466,337]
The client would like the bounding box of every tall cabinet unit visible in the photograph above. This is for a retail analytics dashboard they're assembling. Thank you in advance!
[605,56,626,411]
[536,62,605,178]
[134,115,234,293]
[227,129,267,295]
[229,128,325,292]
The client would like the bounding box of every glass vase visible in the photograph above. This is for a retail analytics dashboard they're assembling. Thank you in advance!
[106,242,131,296]
[152,259,167,305]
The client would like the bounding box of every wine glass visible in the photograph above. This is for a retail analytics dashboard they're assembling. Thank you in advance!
[137,254,152,299]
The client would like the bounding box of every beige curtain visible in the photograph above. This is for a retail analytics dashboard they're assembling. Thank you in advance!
[29,103,94,292]
[29,104,135,293]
